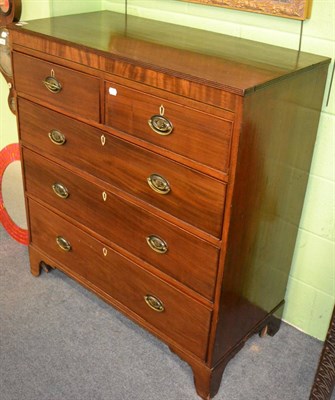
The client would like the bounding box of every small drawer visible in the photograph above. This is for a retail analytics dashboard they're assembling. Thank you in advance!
[19,99,226,237]
[105,81,233,173]
[28,199,212,359]
[13,52,100,122]
[23,149,220,300]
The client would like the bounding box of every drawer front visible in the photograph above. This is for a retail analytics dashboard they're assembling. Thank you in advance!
[105,81,233,173]
[13,52,100,122]
[23,148,219,300]
[19,99,226,237]
[28,199,212,359]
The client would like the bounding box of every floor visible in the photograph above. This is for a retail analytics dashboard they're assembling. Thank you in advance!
[0,225,330,400]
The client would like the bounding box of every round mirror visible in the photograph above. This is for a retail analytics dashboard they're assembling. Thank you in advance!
[2,160,27,229]
[0,143,28,244]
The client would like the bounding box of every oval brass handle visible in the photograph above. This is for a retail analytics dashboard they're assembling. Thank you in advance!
[56,236,71,252]
[42,76,62,93]
[144,294,165,313]
[147,174,170,195]
[148,115,173,136]
[52,183,69,199]
[48,129,66,145]
[146,235,168,254]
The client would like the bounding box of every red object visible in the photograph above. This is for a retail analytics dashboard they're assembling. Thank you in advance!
[0,143,28,245]
[0,0,10,14]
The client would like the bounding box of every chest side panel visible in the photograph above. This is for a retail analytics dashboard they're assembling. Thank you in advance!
[211,64,330,364]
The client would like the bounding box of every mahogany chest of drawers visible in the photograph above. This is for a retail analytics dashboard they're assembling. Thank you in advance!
[8,11,330,399]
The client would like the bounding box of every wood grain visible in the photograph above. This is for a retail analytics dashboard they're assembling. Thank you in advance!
[105,80,233,173]
[9,11,328,94]
[9,10,331,400]
[179,0,312,20]
[13,51,100,122]
[310,306,335,400]
[28,199,212,359]
[210,63,330,365]
[18,99,227,238]
[23,148,220,301]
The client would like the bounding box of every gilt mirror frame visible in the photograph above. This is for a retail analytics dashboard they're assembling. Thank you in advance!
[179,0,313,20]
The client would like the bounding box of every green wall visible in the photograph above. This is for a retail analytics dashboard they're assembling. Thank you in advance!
[1,1,52,152]
[51,0,102,16]
[1,0,333,340]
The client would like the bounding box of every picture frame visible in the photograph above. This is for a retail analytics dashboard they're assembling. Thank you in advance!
[179,0,313,20]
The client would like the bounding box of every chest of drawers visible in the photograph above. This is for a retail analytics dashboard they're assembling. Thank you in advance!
[8,11,330,399]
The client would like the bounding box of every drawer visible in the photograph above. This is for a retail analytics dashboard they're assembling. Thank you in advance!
[28,199,212,359]
[13,52,100,122]
[105,81,233,173]
[19,99,226,237]
[23,148,219,300]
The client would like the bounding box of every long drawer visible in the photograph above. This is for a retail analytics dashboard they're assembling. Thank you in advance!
[23,148,220,300]
[13,52,100,122]
[105,81,233,173]
[19,99,226,237]
[28,199,212,359]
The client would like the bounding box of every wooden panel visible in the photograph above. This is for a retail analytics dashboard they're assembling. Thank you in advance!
[310,306,335,400]
[105,81,233,173]
[28,199,212,359]
[12,51,100,122]
[23,148,220,300]
[210,64,330,365]
[10,32,101,70]
[103,59,238,111]
[9,12,329,94]
[18,99,226,237]
[179,0,313,20]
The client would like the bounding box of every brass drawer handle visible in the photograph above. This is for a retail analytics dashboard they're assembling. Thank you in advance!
[56,236,71,252]
[148,115,173,136]
[52,183,69,199]
[144,294,165,313]
[146,235,168,254]
[48,129,66,145]
[147,174,170,195]
[42,76,62,94]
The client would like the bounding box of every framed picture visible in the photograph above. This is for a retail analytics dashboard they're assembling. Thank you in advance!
[179,0,313,20]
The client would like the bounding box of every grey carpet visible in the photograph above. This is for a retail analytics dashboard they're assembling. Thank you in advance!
[0,225,330,400]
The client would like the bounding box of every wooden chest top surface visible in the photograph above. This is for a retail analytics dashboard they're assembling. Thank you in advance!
[9,10,330,94]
